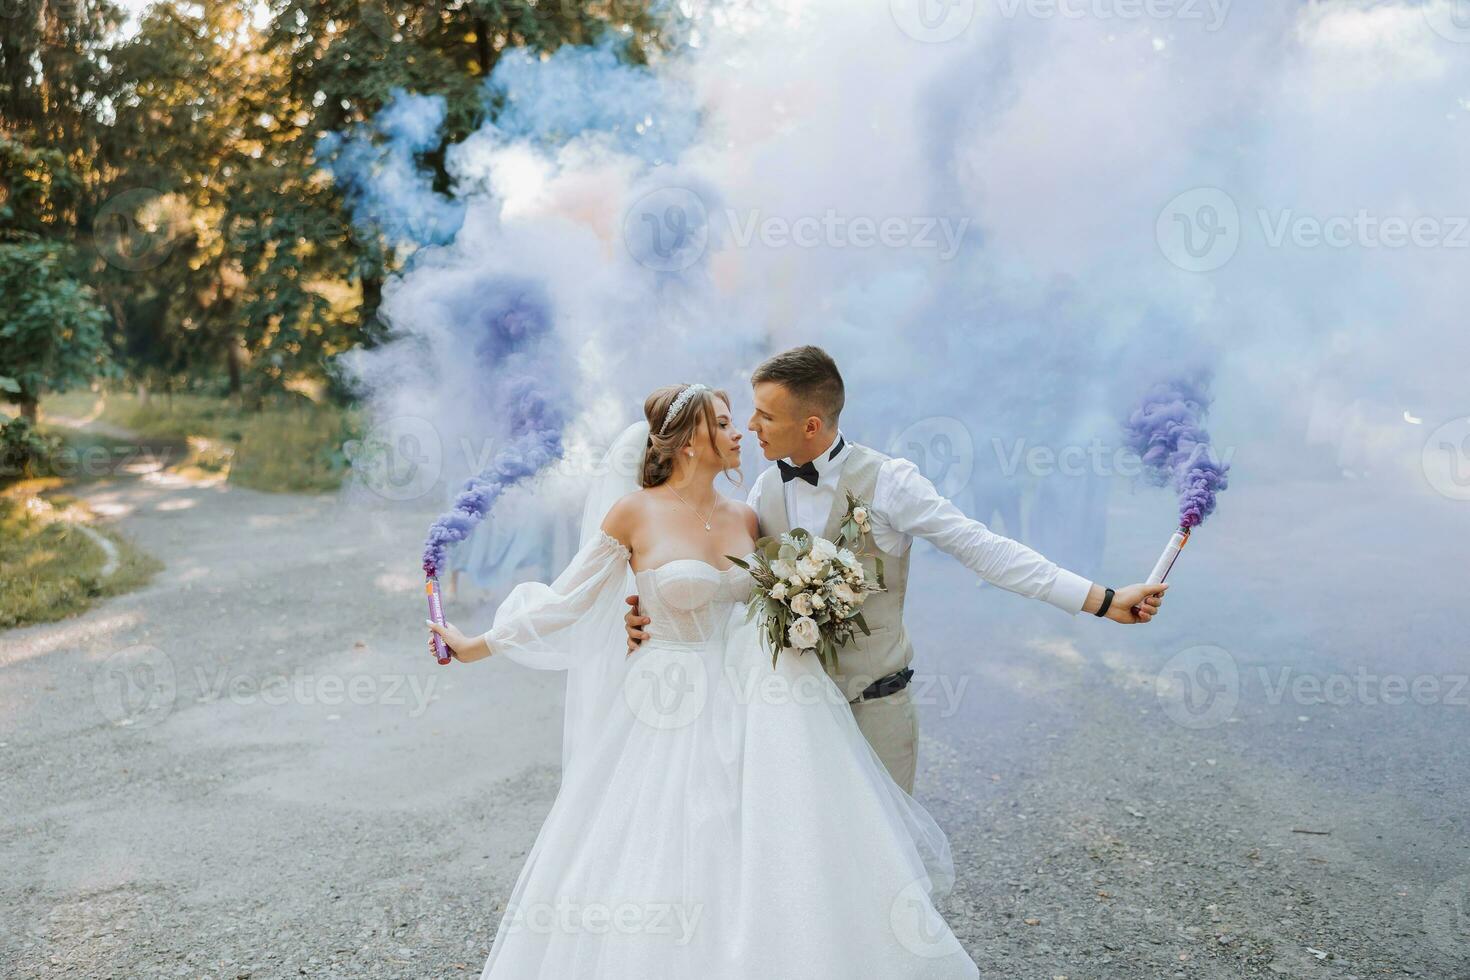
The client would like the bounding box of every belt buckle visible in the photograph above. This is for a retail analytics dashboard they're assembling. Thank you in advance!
[854,667,910,704]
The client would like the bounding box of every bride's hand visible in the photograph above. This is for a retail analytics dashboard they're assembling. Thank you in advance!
[426,620,493,662]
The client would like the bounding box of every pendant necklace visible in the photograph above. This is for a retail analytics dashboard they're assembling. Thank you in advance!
[669,486,715,531]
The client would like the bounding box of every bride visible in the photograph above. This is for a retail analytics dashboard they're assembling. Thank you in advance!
[428,382,981,979]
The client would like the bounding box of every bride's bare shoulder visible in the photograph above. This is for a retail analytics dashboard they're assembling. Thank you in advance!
[600,488,657,544]
[720,497,759,538]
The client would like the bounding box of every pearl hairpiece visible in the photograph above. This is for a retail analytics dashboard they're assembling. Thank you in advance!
[659,383,709,435]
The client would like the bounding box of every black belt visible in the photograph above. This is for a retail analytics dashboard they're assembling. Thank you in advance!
[850,667,914,704]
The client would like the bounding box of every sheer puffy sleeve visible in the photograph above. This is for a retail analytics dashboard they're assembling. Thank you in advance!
[479,528,633,670]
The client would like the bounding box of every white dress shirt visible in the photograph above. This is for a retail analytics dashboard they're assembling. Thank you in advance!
[746,432,1094,615]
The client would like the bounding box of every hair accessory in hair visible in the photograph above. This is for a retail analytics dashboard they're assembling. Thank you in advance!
[659,383,709,435]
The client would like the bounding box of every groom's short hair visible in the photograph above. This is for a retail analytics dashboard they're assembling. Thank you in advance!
[752,345,845,426]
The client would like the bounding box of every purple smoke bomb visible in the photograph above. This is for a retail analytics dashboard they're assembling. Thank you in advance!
[1124,377,1231,529]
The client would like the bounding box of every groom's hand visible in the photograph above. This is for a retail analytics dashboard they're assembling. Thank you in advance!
[1109,583,1168,624]
[624,595,651,654]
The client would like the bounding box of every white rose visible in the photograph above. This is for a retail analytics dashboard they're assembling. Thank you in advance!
[788,616,820,650]
[810,537,838,561]
[831,582,856,605]
[771,558,798,581]
[836,548,857,568]
[789,592,815,616]
[796,555,825,580]
[852,506,869,528]
[769,582,787,600]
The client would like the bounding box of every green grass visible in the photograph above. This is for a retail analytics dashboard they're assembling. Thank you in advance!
[40,390,361,493]
[0,492,161,630]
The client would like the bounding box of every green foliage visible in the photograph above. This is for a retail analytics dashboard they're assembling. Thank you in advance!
[0,415,63,485]
[0,237,115,413]
[4,0,674,399]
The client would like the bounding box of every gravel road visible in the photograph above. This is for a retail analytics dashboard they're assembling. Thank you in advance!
[1,434,1465,979]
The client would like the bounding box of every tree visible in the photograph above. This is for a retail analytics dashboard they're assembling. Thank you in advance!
[0,237,112,420]
[0,139,113,419]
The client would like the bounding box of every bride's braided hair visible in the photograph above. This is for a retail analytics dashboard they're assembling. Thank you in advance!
[640,383,736,488]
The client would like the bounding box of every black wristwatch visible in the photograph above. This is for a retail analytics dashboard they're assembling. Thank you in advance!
[1094,587,1115,618]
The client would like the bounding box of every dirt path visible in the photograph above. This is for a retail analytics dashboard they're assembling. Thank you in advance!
[1,432,570,978]
[1,430,1465,978]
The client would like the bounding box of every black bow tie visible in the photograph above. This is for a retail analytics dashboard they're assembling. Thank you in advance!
[778,458,819,486]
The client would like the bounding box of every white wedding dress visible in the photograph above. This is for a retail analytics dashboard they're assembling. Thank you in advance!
[474,525,981,979]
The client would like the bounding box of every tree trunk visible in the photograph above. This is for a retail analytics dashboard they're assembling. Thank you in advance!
[226,332,243,401]
[475,16,494,78]
[137,382,150,406]
[19,395,38,423]
[361,270,384,344]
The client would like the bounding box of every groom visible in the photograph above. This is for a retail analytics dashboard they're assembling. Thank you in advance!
[625,345,1168,793]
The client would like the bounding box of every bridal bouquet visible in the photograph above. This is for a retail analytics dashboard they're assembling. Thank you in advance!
[728,491,885,670]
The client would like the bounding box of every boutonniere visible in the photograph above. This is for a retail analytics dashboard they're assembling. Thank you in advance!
[837,490,884,589]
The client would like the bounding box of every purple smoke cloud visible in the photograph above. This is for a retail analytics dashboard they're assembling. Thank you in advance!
[1124,378,1231,529]
[420,282,566,578]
